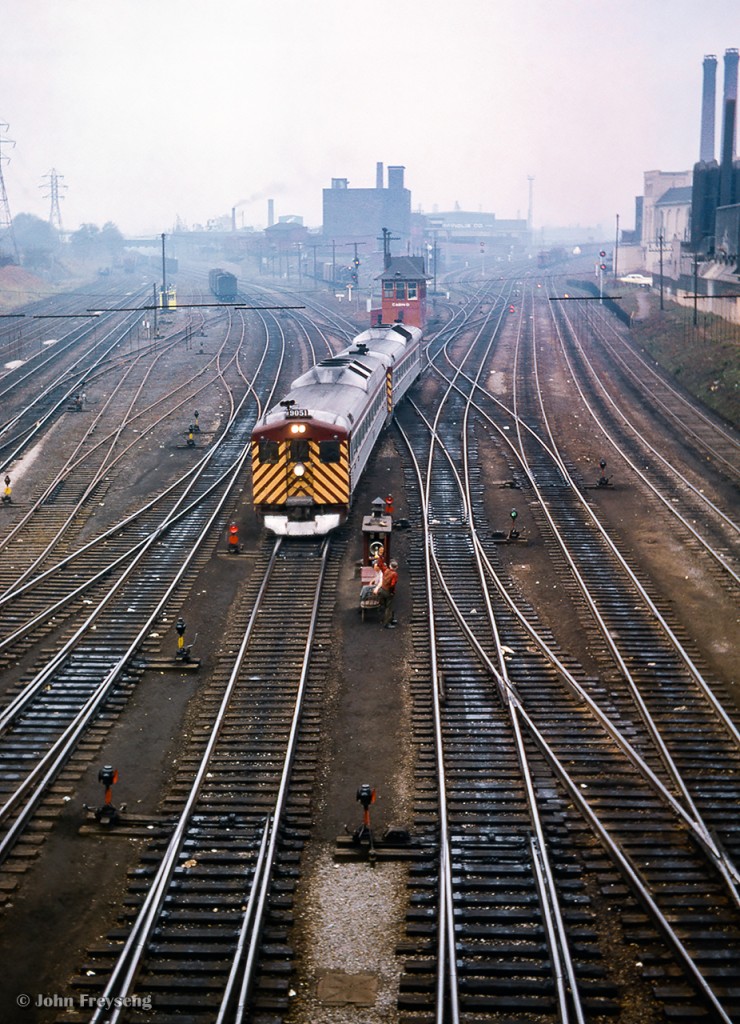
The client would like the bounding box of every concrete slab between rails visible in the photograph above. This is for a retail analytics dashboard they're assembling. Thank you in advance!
[79,810,175,839]
[334,835,426,862]
[315,970,379,1006]
[145,657,201,671]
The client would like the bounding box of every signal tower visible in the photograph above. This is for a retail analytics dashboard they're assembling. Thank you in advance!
[0,121,19,265]
[41,168,66,234]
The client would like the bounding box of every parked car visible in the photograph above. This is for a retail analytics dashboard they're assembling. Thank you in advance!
[618,273,653,287]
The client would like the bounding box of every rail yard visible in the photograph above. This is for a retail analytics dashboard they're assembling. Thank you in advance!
[0,258,738,1024]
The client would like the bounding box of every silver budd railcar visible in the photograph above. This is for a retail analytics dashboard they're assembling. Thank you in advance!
[251,323,422,536]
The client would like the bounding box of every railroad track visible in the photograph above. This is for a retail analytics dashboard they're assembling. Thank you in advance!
[0,298,307,876]
[387,280,740,1021]
[63,536,341,1022]
[1,270,737,1022]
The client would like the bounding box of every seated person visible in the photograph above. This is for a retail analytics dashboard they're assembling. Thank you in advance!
[360,559,383,601]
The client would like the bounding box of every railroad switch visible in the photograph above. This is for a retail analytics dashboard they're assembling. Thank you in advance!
[384,493,394,515]
[228,522,240,554]
[339,784,416,863]
[95,764,119,824]
[175,616,196,662]
[491,507,527,544]
[2,475,10,504]
[186,424,196,447]
[509,508,519,539]
[585,458,613,490]
[193,410,200,433]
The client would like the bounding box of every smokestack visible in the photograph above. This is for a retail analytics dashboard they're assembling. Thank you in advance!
[231,206,236,232]
[387,165,405,190]
[720,48,739,206]
[376,161,384,189]
[700,54,717,162]
[267,198,274,227]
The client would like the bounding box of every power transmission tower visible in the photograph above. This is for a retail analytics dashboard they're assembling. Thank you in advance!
[0,122,19,265]
[41,168,66,234]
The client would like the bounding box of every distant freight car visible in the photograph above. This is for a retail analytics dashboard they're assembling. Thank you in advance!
[209,268,238,301]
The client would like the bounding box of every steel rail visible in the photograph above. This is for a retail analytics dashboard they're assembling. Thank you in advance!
[0,309,247,590]
[587,295,740,474]
[429,319,740,751]
[0,304,282,639]
[86,537,282,1024]
[409,475,736,1022]
[0,307,146,465]
[409,391,739,887]
[0,435,256,858]
[402,390,585,1022]
[551,288,740,568]
[420,304,740,898]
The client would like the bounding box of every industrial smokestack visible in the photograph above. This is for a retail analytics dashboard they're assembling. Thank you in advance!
[231,206,236,232]
[721,48,738,158]
[700,54,717,162]
[387,165,405,190]
[720,48,739,206]
[376,161,384,189]
[267,198,275,227]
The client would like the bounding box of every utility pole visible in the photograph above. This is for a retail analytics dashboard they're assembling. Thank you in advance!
[308,243,321,289]
[161,233,167,308]
[377,227,399,268]
[348,241,365,307]
[527,176,534,242]
[433,233,438,295]
[658,233,664,311]
[41,168,66,234]
[0,122,19,265]
[614,213,619,281]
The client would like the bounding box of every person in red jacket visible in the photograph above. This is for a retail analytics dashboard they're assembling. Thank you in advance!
[375,559,399,628]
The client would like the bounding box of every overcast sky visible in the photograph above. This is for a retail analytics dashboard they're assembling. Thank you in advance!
[1,0,737,238]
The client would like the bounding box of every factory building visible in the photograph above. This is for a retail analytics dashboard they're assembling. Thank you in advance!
[322,163,411,247]
[626,48,739,322]
[690,48,740,254]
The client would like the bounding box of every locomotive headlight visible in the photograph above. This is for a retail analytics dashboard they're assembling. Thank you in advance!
[293,463,306,477]
[290,424,306,434]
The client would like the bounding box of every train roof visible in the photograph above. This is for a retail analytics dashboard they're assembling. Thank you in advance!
[256,323,421,433]
[290,323,419,392]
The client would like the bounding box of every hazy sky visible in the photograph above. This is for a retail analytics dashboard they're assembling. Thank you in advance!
[1,0,737,237]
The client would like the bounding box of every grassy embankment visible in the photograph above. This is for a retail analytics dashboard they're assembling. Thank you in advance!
[616,288,739,429]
